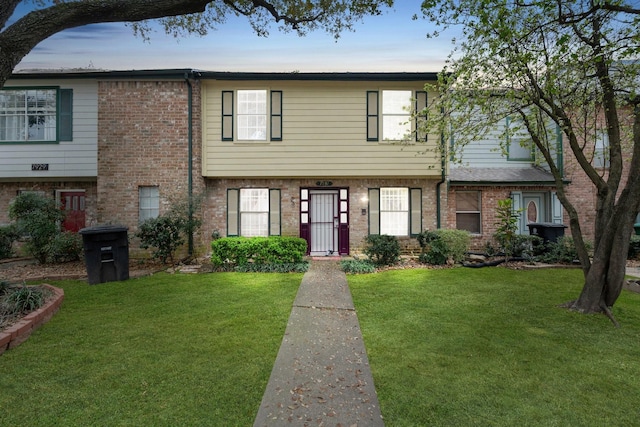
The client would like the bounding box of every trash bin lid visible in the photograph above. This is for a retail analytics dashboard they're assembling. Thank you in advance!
[79,225,128,235]
[527,222,567,228]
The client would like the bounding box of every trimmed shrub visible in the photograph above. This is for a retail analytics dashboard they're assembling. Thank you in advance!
[211,236,307,269]
[9,193,65,264]
[535,236,584,264]
[417,229,470,265]
[0,224,20,260]
[136,215,186,265]
[340,259,376,274]
[510,234,544,259]
[363,234,400,266]
[47,231,83,263]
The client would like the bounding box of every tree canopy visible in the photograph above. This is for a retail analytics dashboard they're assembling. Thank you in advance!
[0,0,393,86]
[420,0,640,319]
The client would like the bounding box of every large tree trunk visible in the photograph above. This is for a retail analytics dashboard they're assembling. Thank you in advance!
[569,193,637,314]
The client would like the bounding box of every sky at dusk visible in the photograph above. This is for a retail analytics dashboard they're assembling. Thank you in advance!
[11,1,458,73]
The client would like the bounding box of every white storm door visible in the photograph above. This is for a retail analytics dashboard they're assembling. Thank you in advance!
[310,191,339,255]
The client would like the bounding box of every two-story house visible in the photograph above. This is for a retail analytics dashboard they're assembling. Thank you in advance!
[198,72,441,255]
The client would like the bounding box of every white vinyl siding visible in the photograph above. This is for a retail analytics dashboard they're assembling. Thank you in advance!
[202,80,441,178]
[0,79,97,180]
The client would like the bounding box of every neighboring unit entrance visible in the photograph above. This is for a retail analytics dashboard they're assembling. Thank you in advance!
[57,190,86,232]
[300,188,349,256]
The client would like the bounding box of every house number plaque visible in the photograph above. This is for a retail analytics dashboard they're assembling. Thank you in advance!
[316,180,333,187]
[31,164,49,171]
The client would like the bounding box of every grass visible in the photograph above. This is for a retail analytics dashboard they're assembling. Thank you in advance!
[349,267,640,426]
[0,271,301,426]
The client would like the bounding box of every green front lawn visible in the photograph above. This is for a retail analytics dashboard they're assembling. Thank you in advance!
[349,267,640,426]
[0,272,301,426]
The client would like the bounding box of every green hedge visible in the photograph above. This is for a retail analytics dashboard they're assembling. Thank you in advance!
[417,229,470,265]
[211,236,308,268]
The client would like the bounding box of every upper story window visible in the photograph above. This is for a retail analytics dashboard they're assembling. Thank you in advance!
[594,130,610,168]
[382,90,412,141]
[506,116,534,161]
[367,90,427,142]
[0,87,72,143]
[222,90,282,142]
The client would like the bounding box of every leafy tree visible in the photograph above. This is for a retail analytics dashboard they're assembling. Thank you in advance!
[493,198,521,261]
[420,1,640,320]
[0,0,393,87]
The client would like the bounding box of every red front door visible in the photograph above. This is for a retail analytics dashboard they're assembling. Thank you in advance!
[59,191,86,232]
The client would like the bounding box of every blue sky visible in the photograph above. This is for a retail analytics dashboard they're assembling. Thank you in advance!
[12,1,457,72]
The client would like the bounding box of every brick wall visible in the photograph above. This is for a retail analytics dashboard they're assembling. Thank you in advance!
[446,185,558,251]
[201,177,441,256]
[97,79,204,257]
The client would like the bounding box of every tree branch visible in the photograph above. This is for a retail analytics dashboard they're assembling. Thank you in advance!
[0,0,21,30]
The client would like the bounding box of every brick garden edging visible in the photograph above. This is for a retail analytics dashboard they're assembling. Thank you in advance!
[0,285,64,355]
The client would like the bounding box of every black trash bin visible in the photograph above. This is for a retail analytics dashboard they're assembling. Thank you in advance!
[527,222,567,243]
[79,225,129,285]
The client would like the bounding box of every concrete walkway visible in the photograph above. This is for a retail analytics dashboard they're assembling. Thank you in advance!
[254,259,384,426]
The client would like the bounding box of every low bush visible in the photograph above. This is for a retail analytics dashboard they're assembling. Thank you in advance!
[363,235,400,266]
[0,224,20,260]
[510,234,544,259]
[5,285,45,315]
[340,259,376,274]
[9,193,65,264]
[417,229,470,265]
[211,236,307,268]
[233,262,309,273]
[136,215,186,265]
[535,236,584,264]
[629,235,640,260]
[46,231,83,263]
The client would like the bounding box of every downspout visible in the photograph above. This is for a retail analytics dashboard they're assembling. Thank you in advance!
[185,72,194,256]
[435,108,447,229]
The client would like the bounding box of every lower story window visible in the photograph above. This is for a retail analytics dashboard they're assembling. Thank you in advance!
[227,188,281,237]
[456,191,481,234]
[240,188,269,237]
[139,186,159,222]
[380,187,409,236]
